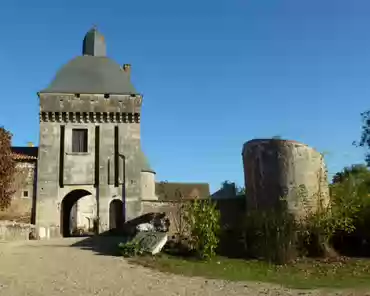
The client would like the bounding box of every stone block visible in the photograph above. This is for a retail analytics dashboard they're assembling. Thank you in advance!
[132,231,168,255]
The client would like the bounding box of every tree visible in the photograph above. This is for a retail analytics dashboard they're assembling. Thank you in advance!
[356,110,370,165]
[330,165,370,249]
[332,164,370,185]
[0,127,16,210]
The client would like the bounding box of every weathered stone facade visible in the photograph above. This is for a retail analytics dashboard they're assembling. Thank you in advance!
[34,28,157,238]
[242,139,330,218]
[0,28,220,240]
[0,147,38,223]
[0,220,36,241]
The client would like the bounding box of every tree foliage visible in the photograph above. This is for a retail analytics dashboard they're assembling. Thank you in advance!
[0,127,15,210]
[330,165,370,244]
[332,164,370,185]
[356,110,370,165]
[182,198,221,260]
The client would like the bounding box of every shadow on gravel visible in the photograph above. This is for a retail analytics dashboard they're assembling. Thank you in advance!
[70,231,129,257]
[70,215,156,256]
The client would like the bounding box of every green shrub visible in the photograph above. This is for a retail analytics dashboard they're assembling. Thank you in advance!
[302,175,362,257]
[243,208,299,264]
[182,198,221,260]
[242,179,363,263]
[118,241,144,257]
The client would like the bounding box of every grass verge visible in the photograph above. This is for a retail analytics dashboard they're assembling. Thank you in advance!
[130,254,370,290]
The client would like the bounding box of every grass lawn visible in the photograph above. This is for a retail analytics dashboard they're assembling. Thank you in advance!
[130,254,370,290]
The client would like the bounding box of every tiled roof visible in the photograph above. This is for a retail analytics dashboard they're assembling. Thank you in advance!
[11,147,38,161]
[155,182,210,201]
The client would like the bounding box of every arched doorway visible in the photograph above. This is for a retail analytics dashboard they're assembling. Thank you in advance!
[60,189,94,237]
[109,199,124,232]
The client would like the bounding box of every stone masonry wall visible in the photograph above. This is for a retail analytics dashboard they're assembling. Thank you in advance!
[142,198,246,235]
[36,93,143,236]
[242,139,330,219]
[0,162,35,224]
[0,221,35,241]
[0,199,32,223]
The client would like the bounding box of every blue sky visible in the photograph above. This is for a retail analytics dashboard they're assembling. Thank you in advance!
[1,0,369,192]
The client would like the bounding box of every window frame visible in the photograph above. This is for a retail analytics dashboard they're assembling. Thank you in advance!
[71,128,88,153]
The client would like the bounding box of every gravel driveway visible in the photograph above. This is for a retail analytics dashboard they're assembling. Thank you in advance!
[0,237,367,296]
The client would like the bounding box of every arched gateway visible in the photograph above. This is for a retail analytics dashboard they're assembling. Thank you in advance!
[60,189,94,237]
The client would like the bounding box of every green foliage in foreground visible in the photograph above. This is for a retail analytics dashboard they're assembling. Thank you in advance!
[132,254,370,290]
[182,198,221,260]
[118,198,221,260]
[330,165,370,243]
[118,241,144,257]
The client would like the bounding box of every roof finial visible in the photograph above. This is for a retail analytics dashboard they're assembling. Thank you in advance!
[82,26,106,56]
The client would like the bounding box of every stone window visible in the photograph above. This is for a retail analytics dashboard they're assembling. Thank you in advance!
[72,129,88,153]
[23,191,28,198]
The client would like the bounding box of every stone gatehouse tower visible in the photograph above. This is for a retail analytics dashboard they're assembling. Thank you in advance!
[36,28,156,237]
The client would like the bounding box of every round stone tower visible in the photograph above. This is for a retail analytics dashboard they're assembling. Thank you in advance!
[242,139,329,218]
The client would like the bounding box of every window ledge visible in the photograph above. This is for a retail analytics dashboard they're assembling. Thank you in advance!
[66,152,90,156]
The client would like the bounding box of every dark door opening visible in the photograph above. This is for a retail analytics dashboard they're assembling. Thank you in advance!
[60,189,93,237]
[109,199,124,233]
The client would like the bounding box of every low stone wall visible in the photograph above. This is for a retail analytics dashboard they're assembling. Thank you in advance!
[0,221,36,241]
[142,198,246,235]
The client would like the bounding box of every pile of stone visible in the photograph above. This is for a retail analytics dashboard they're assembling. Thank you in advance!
[133,212,170,255]
[135,212,170,233]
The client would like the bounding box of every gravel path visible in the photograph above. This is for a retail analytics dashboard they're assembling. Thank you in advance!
[0,237,368,296]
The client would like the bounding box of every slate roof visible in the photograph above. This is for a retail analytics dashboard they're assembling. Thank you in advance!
[83,28,106,57]
[39,56,137,95]
[11,147,38,161]
[155,182,210,201]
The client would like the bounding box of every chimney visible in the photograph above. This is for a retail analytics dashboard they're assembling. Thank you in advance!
[123,64,131,79]
[27,142,34,147]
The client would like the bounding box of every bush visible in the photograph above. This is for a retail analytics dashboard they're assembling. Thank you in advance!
[330,167,370,255]
[182,198,221,260]
[118,241,144,257]
[243,208,299,264]
[242,180,362,264]
[0,127,16,210]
